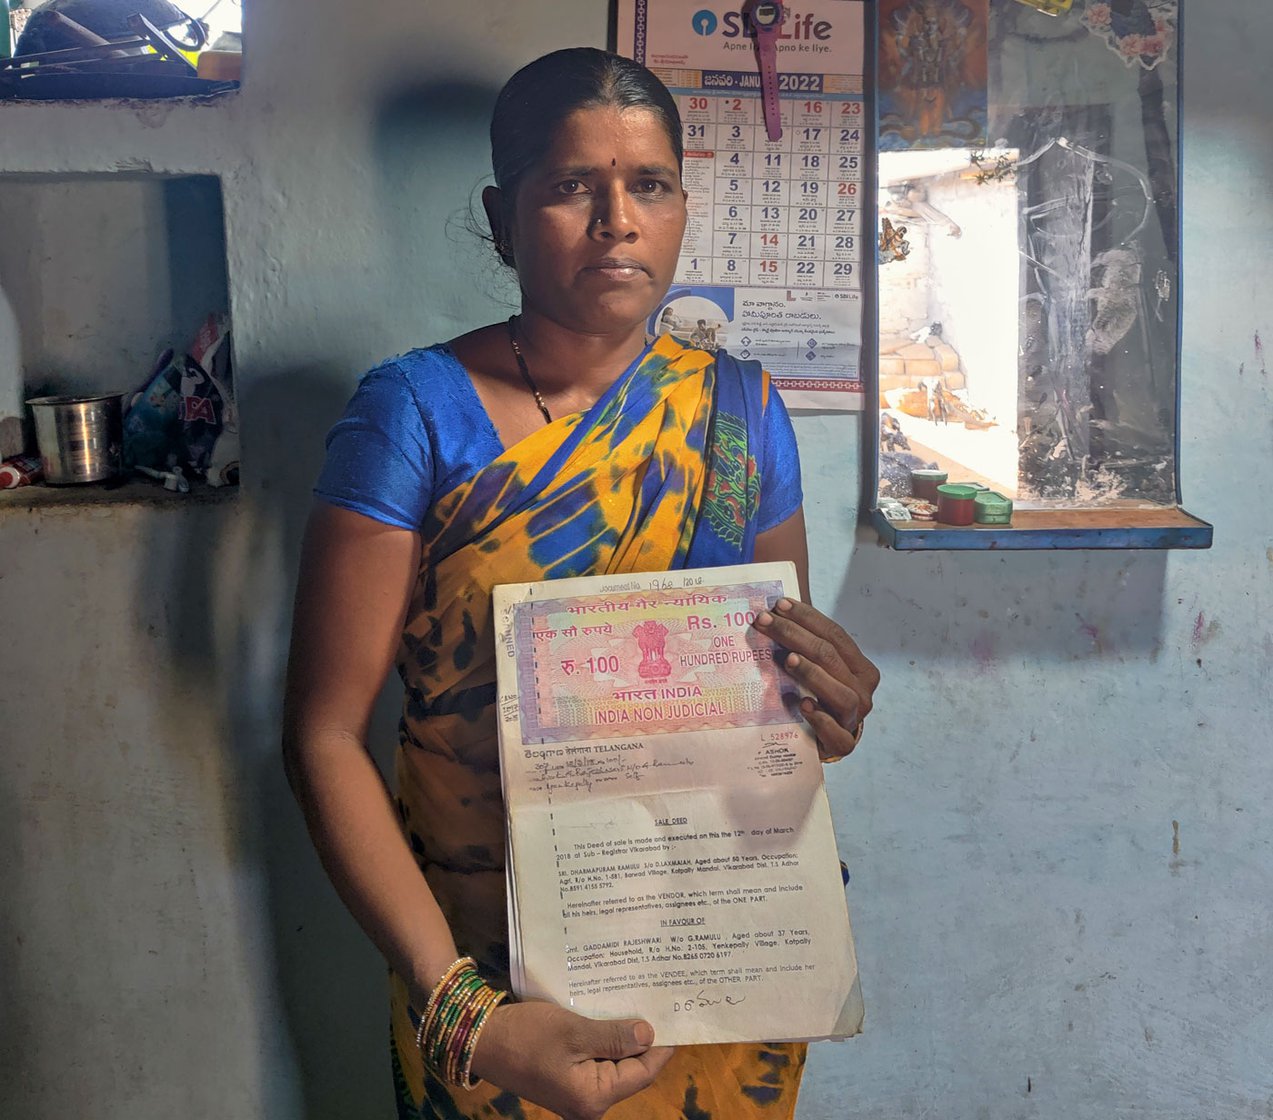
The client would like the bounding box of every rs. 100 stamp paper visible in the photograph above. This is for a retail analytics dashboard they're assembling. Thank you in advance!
[509,580,801,744]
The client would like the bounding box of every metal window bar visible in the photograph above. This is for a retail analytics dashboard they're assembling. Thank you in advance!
[0,13,201,77]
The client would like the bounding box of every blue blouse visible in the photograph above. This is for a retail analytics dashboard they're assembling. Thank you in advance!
[315,344,803,534]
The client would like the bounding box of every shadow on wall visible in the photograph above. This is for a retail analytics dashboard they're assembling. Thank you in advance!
[117,76,527,1120]
[138,366,402,1118]
[834,534,1169,667]
[372,78,519,338]
[247,368,403,1118]
[162,176,230,364]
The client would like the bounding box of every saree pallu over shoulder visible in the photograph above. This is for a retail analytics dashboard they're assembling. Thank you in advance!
[390,337,806,1119]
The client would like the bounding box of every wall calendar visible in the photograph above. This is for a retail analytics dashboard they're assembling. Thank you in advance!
[618,0,867,410]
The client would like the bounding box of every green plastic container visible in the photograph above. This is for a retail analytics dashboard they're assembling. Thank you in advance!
[973,490,1014,525]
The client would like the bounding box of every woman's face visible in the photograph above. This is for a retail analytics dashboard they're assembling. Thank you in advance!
[499,105,687,336]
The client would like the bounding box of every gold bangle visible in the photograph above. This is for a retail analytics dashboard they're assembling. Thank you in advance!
[459,989,508,1090]
[416,956,473,1058]
[414,956,509,1090]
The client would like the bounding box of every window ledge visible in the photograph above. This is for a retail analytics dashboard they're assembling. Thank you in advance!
[872,505,1213,551]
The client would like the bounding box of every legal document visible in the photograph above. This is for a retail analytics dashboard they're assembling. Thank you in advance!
[493,562,863,1045]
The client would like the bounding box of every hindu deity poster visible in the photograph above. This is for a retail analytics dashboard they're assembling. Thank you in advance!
[878,0,989,151]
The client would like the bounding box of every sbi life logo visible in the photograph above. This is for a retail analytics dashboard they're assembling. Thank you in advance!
[690,7,833,40]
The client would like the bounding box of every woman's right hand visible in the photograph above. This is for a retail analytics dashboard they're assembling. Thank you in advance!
[468,1000,673,1120]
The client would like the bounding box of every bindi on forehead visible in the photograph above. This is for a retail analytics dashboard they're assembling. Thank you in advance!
[611,158,617,167]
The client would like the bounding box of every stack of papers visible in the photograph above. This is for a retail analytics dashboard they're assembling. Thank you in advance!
[493,562,863,1046]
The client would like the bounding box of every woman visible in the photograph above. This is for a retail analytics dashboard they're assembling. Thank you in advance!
[283,47,879,1120]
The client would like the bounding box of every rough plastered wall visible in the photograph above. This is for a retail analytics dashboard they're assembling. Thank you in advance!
[0,3,1270,1120]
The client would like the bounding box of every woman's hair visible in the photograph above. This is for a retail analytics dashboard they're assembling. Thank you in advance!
[489,47,683,216]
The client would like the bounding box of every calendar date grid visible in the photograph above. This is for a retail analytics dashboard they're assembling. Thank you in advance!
[673,90,864,290]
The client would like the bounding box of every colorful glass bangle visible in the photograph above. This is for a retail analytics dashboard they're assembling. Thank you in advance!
[414,955,508,1090]
[459,989,508,1090]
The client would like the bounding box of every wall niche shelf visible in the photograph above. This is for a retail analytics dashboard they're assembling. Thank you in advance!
[0,476,238,511]
[0,171,236,506]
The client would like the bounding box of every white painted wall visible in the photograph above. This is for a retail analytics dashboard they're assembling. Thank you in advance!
[926,170,1019,426]
[1,4,1270,1120]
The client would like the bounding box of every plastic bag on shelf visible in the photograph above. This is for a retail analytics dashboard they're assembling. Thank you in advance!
[122,347,184,472]
[187,312,238,487]
[122,312,238,485]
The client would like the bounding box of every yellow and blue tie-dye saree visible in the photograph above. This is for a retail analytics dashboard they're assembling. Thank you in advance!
[322,334,807,1119]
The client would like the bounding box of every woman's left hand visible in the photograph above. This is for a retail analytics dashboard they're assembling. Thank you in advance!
[754,598,880,763]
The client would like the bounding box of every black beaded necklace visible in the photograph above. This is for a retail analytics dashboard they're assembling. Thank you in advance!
[506,316,552,425]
